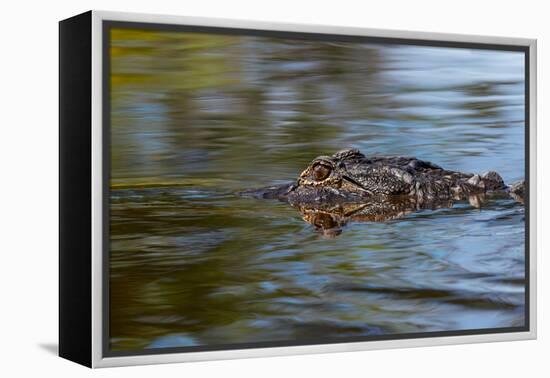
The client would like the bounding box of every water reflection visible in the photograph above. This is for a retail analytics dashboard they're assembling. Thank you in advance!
[295,196,477,237]
[109,29,525,351]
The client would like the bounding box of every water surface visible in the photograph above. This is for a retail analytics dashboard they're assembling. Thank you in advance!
[109,29,526,351]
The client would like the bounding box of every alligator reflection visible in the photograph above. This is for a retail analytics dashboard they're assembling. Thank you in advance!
[292,195,493,236]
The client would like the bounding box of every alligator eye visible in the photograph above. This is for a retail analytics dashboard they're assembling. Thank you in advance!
[312,164,332,181]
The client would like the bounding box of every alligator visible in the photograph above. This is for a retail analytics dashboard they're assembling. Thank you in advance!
[241,148,525,234]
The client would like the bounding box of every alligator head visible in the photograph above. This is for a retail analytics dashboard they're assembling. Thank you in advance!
[288,148,387,203]
[245,148,482,203]
[245,149,403,203]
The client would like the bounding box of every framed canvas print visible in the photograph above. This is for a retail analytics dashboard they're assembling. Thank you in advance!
[59,10,537,368]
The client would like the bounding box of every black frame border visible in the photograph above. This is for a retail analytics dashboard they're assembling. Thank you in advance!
[101,20,530,358]
[59,11,93,367]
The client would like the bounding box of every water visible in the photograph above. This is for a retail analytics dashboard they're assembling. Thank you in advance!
[109,29,526,351]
